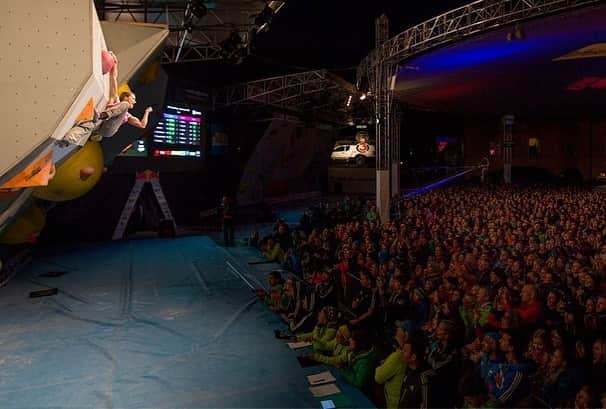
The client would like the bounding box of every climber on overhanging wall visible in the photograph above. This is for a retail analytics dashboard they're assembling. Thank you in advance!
[63,51,153,147]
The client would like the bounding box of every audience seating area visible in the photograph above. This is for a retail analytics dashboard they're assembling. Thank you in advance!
[254,185,606,409]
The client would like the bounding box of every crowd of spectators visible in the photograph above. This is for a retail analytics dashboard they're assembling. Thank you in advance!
[255,185,606,408]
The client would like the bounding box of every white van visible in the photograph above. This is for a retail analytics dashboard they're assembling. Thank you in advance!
[330,141,375,167]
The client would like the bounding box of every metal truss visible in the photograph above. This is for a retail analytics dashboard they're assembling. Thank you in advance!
[358,0,604,80]
[213,70,359,124]
[95,0,285,63]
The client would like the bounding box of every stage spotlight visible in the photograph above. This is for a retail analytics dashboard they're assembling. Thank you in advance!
[515,26,525,40]
[255,6,274,33]
[346,95,353,107]
[191,0,207,18]
[359,93,367,101]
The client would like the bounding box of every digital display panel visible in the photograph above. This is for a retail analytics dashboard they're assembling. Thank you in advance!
[152,105,202,157]
[153,149,200,157]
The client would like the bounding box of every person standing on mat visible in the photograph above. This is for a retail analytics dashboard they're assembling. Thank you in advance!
[221,195,235,247]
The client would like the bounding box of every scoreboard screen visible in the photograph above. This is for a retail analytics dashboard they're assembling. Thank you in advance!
[152,105,202,157]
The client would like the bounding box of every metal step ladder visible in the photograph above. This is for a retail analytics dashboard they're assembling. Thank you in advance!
[112,170,176,240]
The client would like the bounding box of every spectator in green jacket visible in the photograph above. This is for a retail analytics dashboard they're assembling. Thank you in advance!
[294,306,339,353]
[308,324,352,367]
[375,321,411,409]
[473,286,493,330]
[263,238,284,262]
[339,328,378,391]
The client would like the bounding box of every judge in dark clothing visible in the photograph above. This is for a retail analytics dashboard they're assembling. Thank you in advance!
[221,195,234,247]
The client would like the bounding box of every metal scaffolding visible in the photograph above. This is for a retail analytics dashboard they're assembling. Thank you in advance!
[358,0,603,80]
[95,0,286,64]
[213,70,361,124]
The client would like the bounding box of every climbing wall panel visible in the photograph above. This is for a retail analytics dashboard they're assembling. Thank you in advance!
[0,0,96,176]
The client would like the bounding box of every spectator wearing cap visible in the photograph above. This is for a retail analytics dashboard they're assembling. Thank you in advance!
[410,287,429,326]
[468,332,505,382]
[375,321,411,409]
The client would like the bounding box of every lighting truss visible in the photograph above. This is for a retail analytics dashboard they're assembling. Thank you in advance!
[94,0,286,63]
[357,0,604,80]
[213,70,365,125]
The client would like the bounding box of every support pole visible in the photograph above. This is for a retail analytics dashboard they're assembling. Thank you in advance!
[502,115,514,184]
[373,15,392,223]
[391,108,401,198]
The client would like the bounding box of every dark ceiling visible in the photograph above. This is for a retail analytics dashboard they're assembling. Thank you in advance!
[166,0,471,84]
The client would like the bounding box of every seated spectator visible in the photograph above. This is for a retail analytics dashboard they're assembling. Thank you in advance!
[426,320,460,408]
[472,286,493,332]
[596,295,606,332]
[469,332,505,382]
[293,306,338,353]
[540,347,575,408]
[287,280,316,333]
[349,271,378,329]
[374,321,411,409]
[398,338,434,409]
[382,276,408,327]
[516,284,544,326]
[255,271,283,311]
[308,324,352,367]
[263,237,284,262]
[485,330,532,407]
[339,328,378,391]
[526,328,551,382]
[410,287,429,326]
[277,277,297,319]
[459,375,490,409]
[590,338,606,392]
[573,385,598,409]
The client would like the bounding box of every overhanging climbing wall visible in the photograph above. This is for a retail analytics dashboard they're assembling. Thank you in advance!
[0,1,168,238]
[100,22,169,87]
[0,0,108,181]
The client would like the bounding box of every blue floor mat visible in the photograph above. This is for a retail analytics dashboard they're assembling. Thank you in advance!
[0,236,374,408]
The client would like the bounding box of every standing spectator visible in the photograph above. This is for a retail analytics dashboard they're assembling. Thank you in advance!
[221,195,235,247]
[399,338,434,409]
